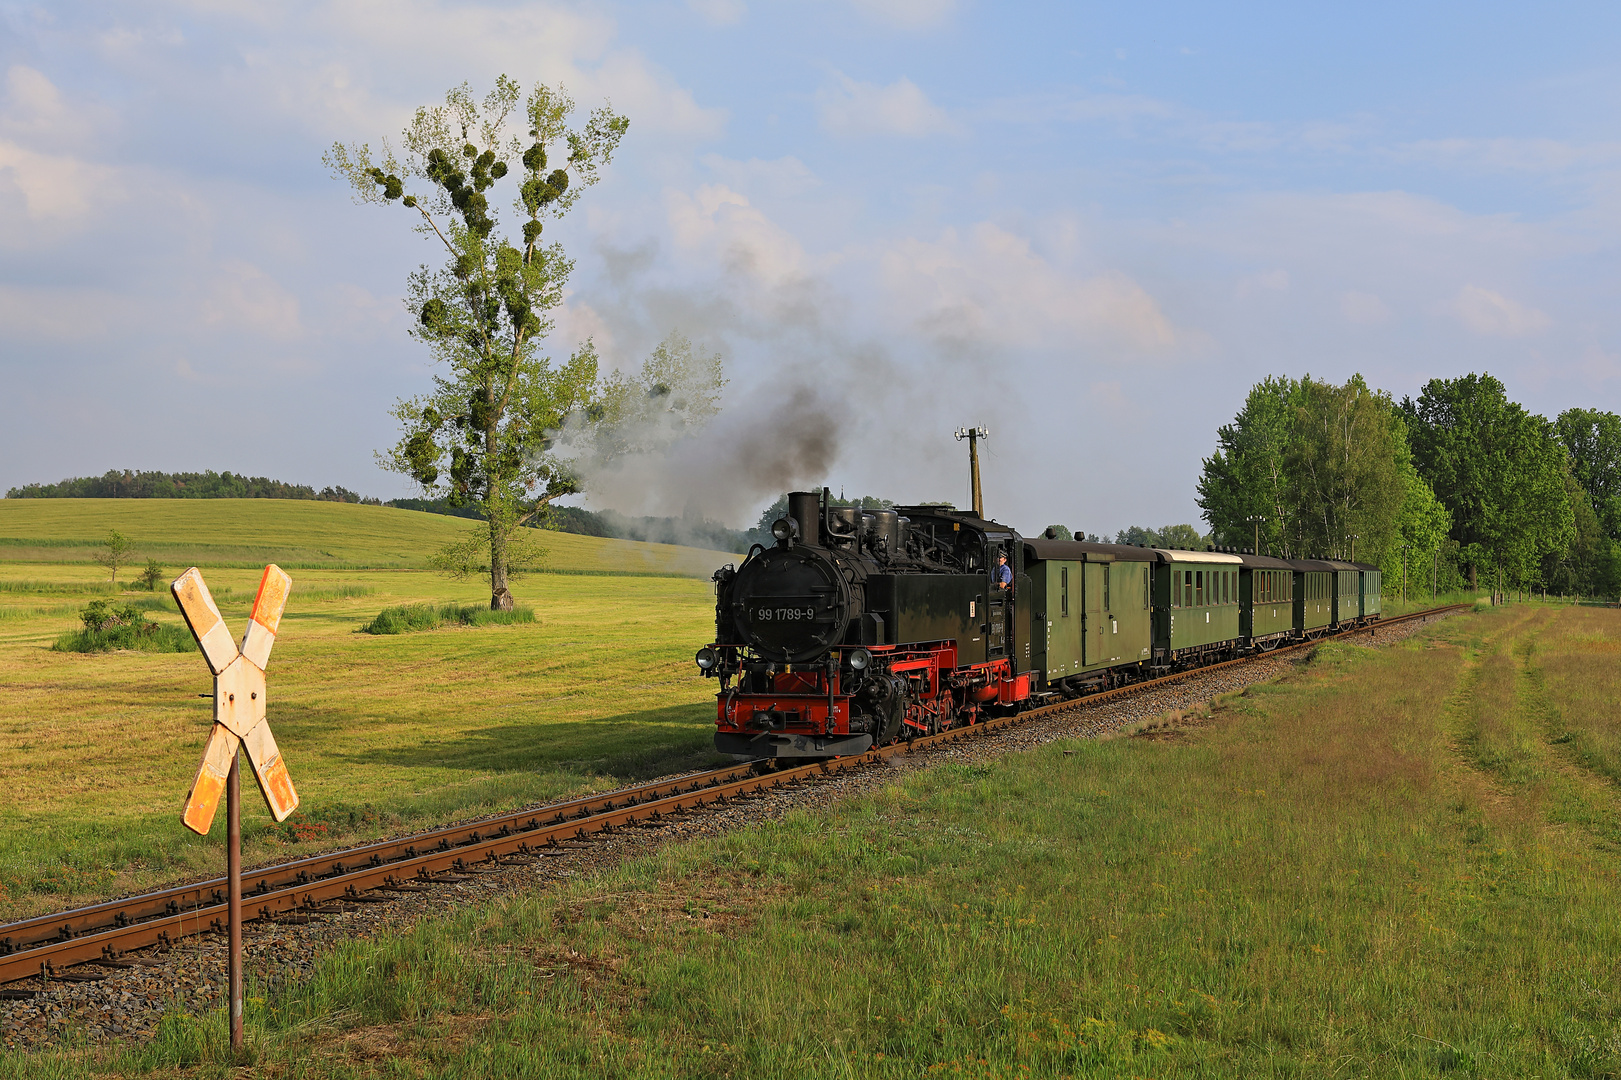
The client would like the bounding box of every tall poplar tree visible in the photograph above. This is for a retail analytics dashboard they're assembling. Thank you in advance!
[327,78,628,609]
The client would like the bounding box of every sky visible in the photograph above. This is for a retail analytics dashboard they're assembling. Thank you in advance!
[3,0,1619,537]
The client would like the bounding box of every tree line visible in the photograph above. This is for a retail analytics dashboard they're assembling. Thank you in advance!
[6,470,380,503]
[1198,373,1619,598]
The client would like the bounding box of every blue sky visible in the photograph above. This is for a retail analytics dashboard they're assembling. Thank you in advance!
[3,0,1618,535]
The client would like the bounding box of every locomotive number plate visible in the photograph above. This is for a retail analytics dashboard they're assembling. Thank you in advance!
[752,605,819,622]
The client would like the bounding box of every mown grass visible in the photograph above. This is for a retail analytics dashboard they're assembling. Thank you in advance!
[358,602,537,635]
[12,604,1621,1077]
[0,500,741,919]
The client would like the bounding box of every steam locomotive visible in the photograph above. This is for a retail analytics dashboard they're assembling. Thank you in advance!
[695,488,1381,761]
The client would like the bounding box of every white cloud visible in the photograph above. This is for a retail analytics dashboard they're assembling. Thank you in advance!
[200,261,303,341]
[587,49,728,140]
[817,72,960,138]
[0,285,142,342]
[1,66,99,146]
[91,4,722,146]
[845,0,958,29]
[1340,291,1390,325]
[688,0,746,25]
[1445,284,1550,337]
[666,184,814,288]
[700,154,821,199]
[1396,137,1621,175]
[0,138,125,222]
[879,223,1177,351]
[1235,270,1290,298]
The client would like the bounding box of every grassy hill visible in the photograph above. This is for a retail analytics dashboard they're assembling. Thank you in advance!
[0,498,740,574]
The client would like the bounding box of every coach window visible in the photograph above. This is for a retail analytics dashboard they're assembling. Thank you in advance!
[1184,570,1193,608]
[1060,566,1069,616]
[1224,570,1231,605]
[1104,565,1112,611]
[1142,566,1150,609]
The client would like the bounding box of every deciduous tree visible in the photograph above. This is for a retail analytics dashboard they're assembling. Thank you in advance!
[1401,373,1574,590]
[1555,407,1621,538]
[92,530,134,584]
[1197,376,1299,555]
[326,78,628,609]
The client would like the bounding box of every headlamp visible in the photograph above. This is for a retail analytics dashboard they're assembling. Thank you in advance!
[770,517,798,542]
[695,646,718,671]
[848,647,871,671]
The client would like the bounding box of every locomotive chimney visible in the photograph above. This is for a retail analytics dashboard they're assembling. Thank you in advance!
[787,491,822,546]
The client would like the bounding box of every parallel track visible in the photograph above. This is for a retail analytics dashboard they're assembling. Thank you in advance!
[0,604,1467,989]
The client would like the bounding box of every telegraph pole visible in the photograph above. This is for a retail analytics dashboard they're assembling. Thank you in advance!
[1248,515,1263,555]
[954,426,989,518]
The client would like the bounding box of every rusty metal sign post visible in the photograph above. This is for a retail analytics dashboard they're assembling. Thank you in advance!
[171,565,301,1051]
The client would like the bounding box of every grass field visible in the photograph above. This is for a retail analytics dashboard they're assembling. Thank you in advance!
[0,500,740,920]
[0,499,729,575]
[12,601,1621,1077]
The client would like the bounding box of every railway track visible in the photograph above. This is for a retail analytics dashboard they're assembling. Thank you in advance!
[0,603,1468,992]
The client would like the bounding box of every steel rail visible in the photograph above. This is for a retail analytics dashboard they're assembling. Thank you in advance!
[0,603,1466,988]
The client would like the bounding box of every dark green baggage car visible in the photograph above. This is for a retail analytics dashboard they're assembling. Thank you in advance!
[1023,538,1155,691]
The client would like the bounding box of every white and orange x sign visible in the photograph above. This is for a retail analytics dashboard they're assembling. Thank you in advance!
[171,565,300,834]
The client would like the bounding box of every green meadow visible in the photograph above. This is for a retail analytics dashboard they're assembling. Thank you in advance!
[0,499,740,920]
[11,601,1621,1077]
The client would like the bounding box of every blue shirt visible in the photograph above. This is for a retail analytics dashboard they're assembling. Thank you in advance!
[996,562,1013,587]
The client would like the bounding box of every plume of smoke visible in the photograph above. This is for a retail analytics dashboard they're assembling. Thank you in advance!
[559,373,845,527]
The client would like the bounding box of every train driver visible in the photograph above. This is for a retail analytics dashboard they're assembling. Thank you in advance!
[995,550,1014,592]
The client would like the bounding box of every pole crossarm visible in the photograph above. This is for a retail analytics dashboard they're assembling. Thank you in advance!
[172,565,300,835]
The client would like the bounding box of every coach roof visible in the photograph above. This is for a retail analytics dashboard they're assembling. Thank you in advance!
[1154,548,1244,565]
[1022,539,1158,563]
[1234,552,1296,570]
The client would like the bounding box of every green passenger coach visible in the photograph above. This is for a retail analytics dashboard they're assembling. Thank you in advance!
[1354,563,1382,620]
[1153,549,1243,662]
[1237,553,1295,649]
[1294,561,1337,637]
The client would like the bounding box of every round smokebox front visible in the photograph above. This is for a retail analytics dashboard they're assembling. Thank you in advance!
[731,547,850,664]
